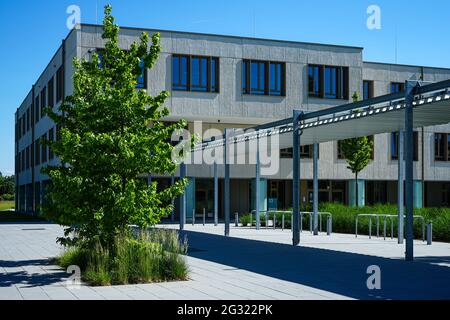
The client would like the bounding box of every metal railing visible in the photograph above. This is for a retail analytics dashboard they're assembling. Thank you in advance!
[355,214,426,241]
[248,210,332,235]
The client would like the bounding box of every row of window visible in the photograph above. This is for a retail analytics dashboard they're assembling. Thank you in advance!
[171,55,352,100]
[279,132,449,162]
[16,127,57,173]
[16,67,63,140]
[363,80,406,100]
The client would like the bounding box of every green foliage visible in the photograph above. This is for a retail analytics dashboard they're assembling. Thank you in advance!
[56,229,188,286]
[0,173,14,199]
[42,5,192,248]
[0,201,15,211]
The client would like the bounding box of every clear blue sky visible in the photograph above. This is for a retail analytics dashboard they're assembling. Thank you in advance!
[1,0,449,175]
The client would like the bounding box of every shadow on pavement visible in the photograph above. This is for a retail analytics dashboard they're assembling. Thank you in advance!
[181,230,450,300]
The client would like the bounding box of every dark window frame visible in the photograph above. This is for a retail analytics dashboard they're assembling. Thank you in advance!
[48,77,54,108]
[48,128,55,160]
[56,67,63,103]
[242,59,286,96]
[434,133,450,162]
[391,82,405,93]
[172,54,220,93]
[35,96,40,123]
[40,87,47,118]
[308,64,349,100]
[363,80,374,100]
[391,132,419,161]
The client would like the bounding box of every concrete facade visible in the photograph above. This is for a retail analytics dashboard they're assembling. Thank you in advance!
[14,24,450,216]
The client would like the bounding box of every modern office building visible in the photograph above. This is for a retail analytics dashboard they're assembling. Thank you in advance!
[15,24,450,217]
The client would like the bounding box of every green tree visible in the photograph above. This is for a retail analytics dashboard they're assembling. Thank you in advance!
[340,92,374,207]
[43,5,190,247]
[0,173,15,197]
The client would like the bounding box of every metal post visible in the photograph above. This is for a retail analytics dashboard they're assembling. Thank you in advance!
[383,217,387,240]
[255,133,261,230]
[192,209,195,226]
[427,223,433,245]
[179,162,186,231]
[282,213,285,231]
[405,81,416,261]
[292,110,302,246]
[369,217,372,239]
[313,143,319,235]
[327,216,331,236]
[235,212,239,227]
[398,131,405,244]
[273,212,276,230]
[171,175,175,222]
[376,216,380,238]
[203,208,206,226]
[355,216,358,238]
[224,129,231,237]
[214,161,218,226]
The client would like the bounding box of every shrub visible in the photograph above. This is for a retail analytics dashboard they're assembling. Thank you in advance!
[56,228,189,286]
[0,194,14,201]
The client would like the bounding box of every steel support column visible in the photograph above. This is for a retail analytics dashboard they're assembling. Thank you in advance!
[224,129,231,237]
[405,81,416,261]
[398,131,404,244]
[179,163,186,231]
[313,143,319,235]
[292,110,302,246]
[255,133,261,230]
[214,161,218,226]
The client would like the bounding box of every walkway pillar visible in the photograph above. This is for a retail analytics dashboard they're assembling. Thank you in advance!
[224,128,231,237]
[313,143,319,235]
[179,163,186,231]
[398,131,404,244]
[348,179,365,207]
[405,81,416,261]
[255,134,261,230]
[413,180,423,209]
[185,178,196,223]
[214,161,218,226]
[292,110,302,246]
[171,175,175,222]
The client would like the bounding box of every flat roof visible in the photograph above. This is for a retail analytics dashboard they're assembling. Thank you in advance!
[80,23,364,50]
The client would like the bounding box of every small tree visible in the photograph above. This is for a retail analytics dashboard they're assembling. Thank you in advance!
[43,5,190,247]
[340,92,373,207]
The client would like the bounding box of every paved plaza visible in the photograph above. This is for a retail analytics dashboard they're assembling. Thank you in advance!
[0,222,449,300]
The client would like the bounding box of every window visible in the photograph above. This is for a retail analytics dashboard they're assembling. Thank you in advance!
[48,77,54,108]
[26,108,30,132]
[435,133,450,162]
[48,128,55,160]
[35,139,41,166]
[41,134,47,163]
[56,67,63,102]
[136,59,146,89]
[35,96,40,123]
[363,80,374,100]
[40,87,47,118]
[22,116,26,136]
[338,136,374,160]
[308,65,349,100]
[172,55,188,91]
[391,82,405,93]
[242,60,285,96]
[26,146,30,170]
[280,145,318,159]
[172,55,219,93]
[391,132,418,161]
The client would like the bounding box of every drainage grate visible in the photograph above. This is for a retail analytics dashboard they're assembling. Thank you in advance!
[21,228,46,231]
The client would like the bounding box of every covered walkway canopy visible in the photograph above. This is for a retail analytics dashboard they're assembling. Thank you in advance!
[180,79,450,261]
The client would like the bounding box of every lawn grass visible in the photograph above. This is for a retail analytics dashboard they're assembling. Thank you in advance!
[0,201,14,211]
